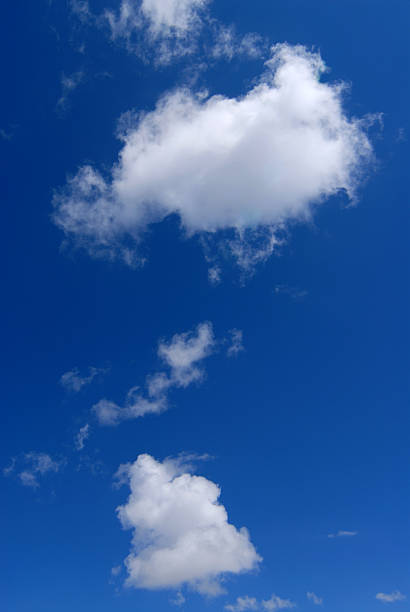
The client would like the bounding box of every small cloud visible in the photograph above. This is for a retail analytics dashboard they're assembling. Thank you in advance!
[74,423,90,450]
[111,565,122,577]
[94,322,215,426]
[4,452,64,488]
[376,592,406,603]
[171,592,186,606]
[307,592,323,605]
[60,366,106,392]
[0,128,13,141]
[225,596,258,611]
[208,265,221,285]
[225,594,295,612]
[328,530,358,539]
[226,329,244,357]
[274,285,308,300]
[56,71,84,113]
[262,595,296,610]
[70,0,91,23]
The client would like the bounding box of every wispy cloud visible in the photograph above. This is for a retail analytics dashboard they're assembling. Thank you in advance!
[226,594,295,612]
[307,592,323,605]
[328,530,358,539]
[170,592,186,606]
[3,452,64,488]
[56,71,85,113]
[376,592,406,603]
[226,329,244,357]
[262,595,296,610]
[274,285,308,300]
[60,366,106,392]
[93,322,215,426]
[74,424,90,450]
[225,596,259,611]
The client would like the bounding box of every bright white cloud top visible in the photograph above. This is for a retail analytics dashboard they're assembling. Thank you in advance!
[54,44,373,269]
[116,454,261,594]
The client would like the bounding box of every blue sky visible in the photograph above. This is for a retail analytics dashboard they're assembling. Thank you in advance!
[1,1,409,611]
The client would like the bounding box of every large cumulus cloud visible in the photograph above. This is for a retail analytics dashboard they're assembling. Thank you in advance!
[116,454,261,594]
[53,44,374,269]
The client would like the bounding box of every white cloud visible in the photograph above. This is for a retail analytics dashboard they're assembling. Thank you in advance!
[225,594,295,611]
[262,595,296,610]
[93,322,215,426]
[74,423,90,450]
[54,44,374,270]
[57,71,85,112]
[211,25,264,62]
[208,265,221,285]
[328,530,358,538]
[307,592,323,605]
[157,321,215,386]
[93,390,167,426]
[115,454,261,595]
[4,452,63,488]
[171,591,186,606]
[105,0,210,64]
[60,366,105,392]
[226,329,244,357]
[376,592,406,603]
[70,0,91,23]
[107,0,209,38]
[225,596,259,611]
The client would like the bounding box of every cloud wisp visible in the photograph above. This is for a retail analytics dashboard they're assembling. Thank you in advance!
[307,592,323,605]
[328,530,358,538]
[115,454,261,595]
[101,0,264,65]
[60,366,106,392]
[376,591,406,603]
[226,594,295,611]
[93,322,218,426]
[74,424,90,450]
[56,71,85,113]
[3,452,64,488]
[54,44,374,272]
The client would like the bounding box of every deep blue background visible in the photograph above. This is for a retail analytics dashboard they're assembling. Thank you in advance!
[1,1,409,610]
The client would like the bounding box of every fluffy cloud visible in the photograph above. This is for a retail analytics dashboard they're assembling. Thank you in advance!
[3,452,63,488]
[54,44,374,270]
[225,594,295,611]
[93,322,215,425]
[115,454,261,594]
[376,591,406,603]
[60,366,105,392]
[307,592,323,605]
